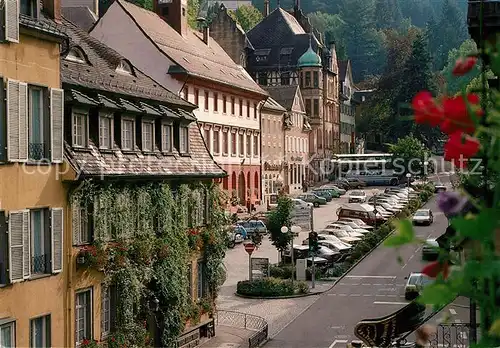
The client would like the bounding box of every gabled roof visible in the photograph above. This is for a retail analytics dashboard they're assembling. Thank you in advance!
[247,7,306,49]
[338,60,348,82]
[61,7,97,32]
[263,97,286,112]
[60,17,191,107]
[263,85,300,111]
[217,3,254,50]
[115,0,266,96]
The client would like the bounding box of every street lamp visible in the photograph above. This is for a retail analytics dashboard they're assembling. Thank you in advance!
[282,225,301,283]
[406,173,412,201]
[372,189,380,228]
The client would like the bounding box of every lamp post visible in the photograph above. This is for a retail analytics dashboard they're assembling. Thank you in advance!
[372,189,380,228]
[282,225,301,284]
[406,173,412,201]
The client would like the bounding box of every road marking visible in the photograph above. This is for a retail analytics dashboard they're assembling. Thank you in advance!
[362,283,371,286]
[408,254,414,261]
[373,283,382,286]
[363,294,371,297]
[449,308,457,315]
[339,294,347,296]
[351,294,360,296]
[374,301,408,305]
[331,326,345,329]
[328,340,348,348]
[346,275,397,279]
[455,319,462,323]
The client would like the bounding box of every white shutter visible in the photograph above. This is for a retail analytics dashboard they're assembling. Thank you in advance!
[8,210,24,282]
[4,0,19,43]
[72,201,81,246]
[51,208,63,273]
[50,89,64,163]
[18,82,28,162]
[22,210,30,279]
[6,79,19,161]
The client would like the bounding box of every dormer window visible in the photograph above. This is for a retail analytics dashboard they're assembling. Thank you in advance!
[116,61,133,75]
[142,121,154,152]
[20,0,38,19]
[179,126,189,154]
[65,48,86,63]
[121,118,135,150]
[99,113,113,149]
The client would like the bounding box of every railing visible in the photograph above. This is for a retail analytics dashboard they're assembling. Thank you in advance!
[29,142,46,161]
[428,323,471,348]
[31,254,49,274]
[215,310,268,348]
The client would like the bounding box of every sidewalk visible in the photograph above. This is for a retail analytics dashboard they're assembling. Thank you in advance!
[200,325,255,347]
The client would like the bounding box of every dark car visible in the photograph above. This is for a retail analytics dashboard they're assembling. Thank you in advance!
[346,178,367,189]
[311,189,333,202]
[332,179,350,190]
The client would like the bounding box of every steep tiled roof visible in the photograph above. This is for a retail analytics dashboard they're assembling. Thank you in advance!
[61,7,97,32]
[60,17,225,178]
[20,13,66,38]
[247,7,305,48]
[263,97,286,112]
[60,17,191,106]
[64,124,225,178]
[116,0,266,96]
[338,60,348,82]
[263,86,298,110]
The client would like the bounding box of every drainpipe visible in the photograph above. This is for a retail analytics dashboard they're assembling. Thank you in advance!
[66,180,85,347]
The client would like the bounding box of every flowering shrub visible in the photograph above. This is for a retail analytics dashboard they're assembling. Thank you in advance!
[78,243,107,270]
[387,44,500,346]
[187,228,203,250]
[80,339,99,347]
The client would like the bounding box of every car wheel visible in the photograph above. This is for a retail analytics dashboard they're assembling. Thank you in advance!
[314,202,320,207]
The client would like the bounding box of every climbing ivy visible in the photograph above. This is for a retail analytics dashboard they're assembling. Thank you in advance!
[71,180,228,347]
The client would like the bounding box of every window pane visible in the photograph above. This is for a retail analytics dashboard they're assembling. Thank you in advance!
[213,130,220,153]
[99,117,111,149]
[180,127,189,153]
[31,210,46,274]
[143,123,153,151]
[162,125,172,152]
[0,324,13,348]
[122,120,134,150]
[73,113,86,147]
[239,134,244,155]
[246,134,251,156]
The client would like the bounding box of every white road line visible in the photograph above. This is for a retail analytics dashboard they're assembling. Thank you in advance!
[363,294,371,297]
[449,308,457,315]
[339,294,347,296]
[455,319,462,323]
[408,255,414,261]
[374,301,408,305]
[346,275,397,279]
[361,283,371,286]
[328,340,348,348]
[351,294,361,296]
[373,283,382,286]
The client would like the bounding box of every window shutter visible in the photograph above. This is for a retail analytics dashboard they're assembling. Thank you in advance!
[6,79,19,161]
[18,82,28,161]
[50,89,64,163]
[3,0,19,43]
[0,77,5,162]
[0,211,7,284]
[72,201,81,246]
[51,208,63,273]
[8,210,28,282]
[22,210,30,279]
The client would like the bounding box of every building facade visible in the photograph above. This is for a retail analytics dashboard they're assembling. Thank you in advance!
[338,60,358,154]
[0,0,66,346]
[261,97,286,207]
[60,16,225,347]
[207,0,252,11]
[210,0,341,183]
[90,0,268,207]
[265,86,311,195]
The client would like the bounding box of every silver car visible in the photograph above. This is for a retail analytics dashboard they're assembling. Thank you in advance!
[412,209,434,225]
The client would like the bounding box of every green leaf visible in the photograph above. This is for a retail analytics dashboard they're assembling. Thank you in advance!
[383,219,415,248]
[418,283,457,306]
[489,319,500,337]
[452,209,497,241]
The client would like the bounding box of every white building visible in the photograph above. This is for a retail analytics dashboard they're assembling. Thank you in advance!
[338,60,358,154]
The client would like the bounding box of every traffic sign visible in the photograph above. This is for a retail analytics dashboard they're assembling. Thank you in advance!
[244,242,256,255]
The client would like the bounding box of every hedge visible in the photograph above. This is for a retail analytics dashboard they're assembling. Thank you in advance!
[236,277,309,297]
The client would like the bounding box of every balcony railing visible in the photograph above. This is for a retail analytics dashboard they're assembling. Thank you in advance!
[31,254,50,274]
[29,142,46,161]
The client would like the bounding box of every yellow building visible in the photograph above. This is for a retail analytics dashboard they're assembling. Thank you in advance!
[0,0,66,347]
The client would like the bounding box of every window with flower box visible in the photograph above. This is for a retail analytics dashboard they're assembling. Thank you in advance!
[75,288,92,346]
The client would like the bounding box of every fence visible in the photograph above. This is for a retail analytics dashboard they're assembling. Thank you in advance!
[215,310,268,348]
[428,323,471,348]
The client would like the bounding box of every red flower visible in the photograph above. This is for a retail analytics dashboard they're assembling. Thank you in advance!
[411,91,444,126]
[82,339,90,346]
[421,261,449,279]
[440,94,482,134]
[444,132,480,168]
[452,56,477,76]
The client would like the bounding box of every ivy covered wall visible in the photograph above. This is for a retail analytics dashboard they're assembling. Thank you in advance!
[70,180,228,347]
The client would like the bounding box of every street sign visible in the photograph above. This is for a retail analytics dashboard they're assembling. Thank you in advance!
[244,242,256,255]
[251,257,269,279]
[290,209,312,231]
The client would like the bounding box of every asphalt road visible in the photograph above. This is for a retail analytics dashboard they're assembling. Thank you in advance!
[266,193,468,348]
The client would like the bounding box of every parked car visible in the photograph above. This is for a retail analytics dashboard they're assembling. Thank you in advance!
[348,190,367,203]
[332,179,351,190]
[297,193,327,207]
[226,225,246,248]
[324,224,365,237]
[291,198,313,210]
[345,178,367,189]
[284,245,339,263]
[422,239,439,261]
[237,220,267,237]
[302,234,351,248]
[319,228,362,244]
[326,222,370,235]
[337,204,385,225]
[435,185,447,193]
[311,189,333,202]
[412,209,434,226]
[404,272,433,300]
[321,185,346,195]
[313,188,341,199]
[338,218,374,230]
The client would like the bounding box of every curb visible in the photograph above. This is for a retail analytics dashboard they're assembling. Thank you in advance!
[234,289,327,300]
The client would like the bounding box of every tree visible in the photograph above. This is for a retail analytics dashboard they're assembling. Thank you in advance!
[230,5,263,32]
[267,196,293,253]
[389,135,431,176]
[187,0,201,29]
[440,39,479,95]
[374,0,403,29]
[308,12,347,59]
[398,0,435,28]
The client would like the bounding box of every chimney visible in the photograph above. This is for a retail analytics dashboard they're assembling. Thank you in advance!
[197,17,209,46]
[263,0,269,16]
[43,0,61,22]
[154,0,188,37]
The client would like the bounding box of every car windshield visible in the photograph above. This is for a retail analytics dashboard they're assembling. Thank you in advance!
[415,210,429,216]
[351,191,364,196]
[336,225,353,232]
[408,275,420,285]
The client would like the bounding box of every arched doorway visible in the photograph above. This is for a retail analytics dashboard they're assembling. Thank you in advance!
[222,176,229,190]
[231,172,237,192]
[238,172,246,204]
[254,172,259,199]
